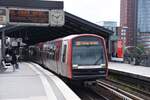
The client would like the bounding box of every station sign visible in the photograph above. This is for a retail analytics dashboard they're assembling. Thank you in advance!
[0,7,65,27]
[8,8,50,26]
[0,8,7,25]
[11,41,18,47]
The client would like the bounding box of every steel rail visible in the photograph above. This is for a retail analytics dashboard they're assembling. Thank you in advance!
[106,79,150,99]
[96,80,144,100]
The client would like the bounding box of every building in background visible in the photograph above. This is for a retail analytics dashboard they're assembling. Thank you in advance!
[97,21,122,59]
[137,0,150,52]
[120,0,137,47]
[120,0,150,53]
[98,21,117,32]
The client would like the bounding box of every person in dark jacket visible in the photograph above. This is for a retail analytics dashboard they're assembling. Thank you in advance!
[11,51,19,69]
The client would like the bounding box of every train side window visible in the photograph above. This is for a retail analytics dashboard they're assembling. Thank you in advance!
[62,45,67,62]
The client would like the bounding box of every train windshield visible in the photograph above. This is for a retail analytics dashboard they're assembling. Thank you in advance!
[72,36,105,66]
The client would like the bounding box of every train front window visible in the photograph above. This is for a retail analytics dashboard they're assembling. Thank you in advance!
[72,36,105,66]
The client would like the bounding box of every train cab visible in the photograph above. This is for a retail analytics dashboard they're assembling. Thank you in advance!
[28,34,108,81]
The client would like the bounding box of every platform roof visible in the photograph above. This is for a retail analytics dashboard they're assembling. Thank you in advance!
[0,12,113,45]
[0,0,63,9]
[0,0,113,45]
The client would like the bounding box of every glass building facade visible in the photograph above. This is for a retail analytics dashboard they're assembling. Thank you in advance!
[120,0,150,51]
[137,0,150,32]
[137,0,150,51]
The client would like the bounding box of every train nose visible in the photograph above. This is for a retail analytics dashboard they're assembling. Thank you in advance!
[72,68,107,80]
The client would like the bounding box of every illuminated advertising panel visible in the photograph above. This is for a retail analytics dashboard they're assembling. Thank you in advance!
[117,40,123,58]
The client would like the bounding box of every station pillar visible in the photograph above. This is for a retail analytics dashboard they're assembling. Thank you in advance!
[0,28,5,68]
[2,29,5,58]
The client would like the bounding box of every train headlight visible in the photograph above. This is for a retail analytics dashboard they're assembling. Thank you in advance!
[73,64,78,69]
[100,64,106,68]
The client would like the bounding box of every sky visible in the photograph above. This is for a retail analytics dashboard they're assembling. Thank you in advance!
[0,0,120,27]
[63,0,120,25]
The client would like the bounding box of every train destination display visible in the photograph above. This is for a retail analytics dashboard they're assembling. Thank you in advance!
[76,41,99,46]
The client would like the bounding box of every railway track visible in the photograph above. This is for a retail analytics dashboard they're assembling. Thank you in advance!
[109,70,150,92]
[109,70,150,100]
[67,79,144,100]
[93,80,144,100]
[104,79,150,100]
[67,82,107,100]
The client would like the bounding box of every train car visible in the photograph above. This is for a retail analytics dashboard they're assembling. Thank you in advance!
[29,34,108,80]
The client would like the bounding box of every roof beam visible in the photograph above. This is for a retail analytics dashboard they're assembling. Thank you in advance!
[0,0,63,9]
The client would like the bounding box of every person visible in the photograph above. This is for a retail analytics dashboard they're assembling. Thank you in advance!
[4,47,12,64]
[12,51,19,69]
[2,47,13,71]
[5,47,12,56]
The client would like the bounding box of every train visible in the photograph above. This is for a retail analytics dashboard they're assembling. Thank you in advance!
[28,34,108,81]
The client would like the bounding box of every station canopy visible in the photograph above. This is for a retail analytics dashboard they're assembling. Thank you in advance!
[0,0,113,45]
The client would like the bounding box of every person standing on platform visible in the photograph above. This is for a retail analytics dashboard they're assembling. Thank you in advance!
[12,51,19,69]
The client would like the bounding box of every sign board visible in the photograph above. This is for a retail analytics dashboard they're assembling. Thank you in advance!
[12,41,18,47]
[50,10,65,26]
[0,8,7,25]
[0,7,65,26]
[17,38,22,42]
[8,8,50,26]
[117,40,123,58]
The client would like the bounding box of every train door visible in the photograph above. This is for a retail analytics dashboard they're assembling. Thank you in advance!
[55,41,62,74]
[60,40,68,77]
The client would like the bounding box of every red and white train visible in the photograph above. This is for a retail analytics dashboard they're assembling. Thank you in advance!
[28,34,108,80]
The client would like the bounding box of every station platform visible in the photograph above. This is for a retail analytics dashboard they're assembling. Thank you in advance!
[0,62,80,100]
[108,62,150,81]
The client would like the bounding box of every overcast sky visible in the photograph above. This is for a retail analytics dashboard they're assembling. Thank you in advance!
[63,0,120,25]
[0,0,120,27]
